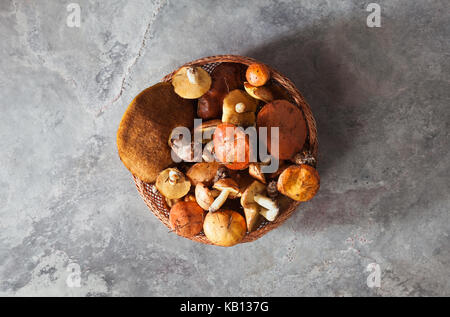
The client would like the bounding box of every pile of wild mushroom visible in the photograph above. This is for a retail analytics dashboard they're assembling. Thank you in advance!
[120,62,320,247]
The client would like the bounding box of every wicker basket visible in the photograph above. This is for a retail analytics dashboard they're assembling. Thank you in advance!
[133,55,318,245]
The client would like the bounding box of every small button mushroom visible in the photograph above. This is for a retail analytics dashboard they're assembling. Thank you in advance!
[202,141,216,162]
[208,178,240,212]
[168,131,198,162]
[172,66,212,99]
[277,164,320,202]
[256,100,307,160]
[222,89,258,127]
[155,168,191,199]
[246,63,270,87]
[244,82,274,103]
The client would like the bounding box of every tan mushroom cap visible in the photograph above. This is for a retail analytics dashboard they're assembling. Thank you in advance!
[244,82,274,103]
[172,66,212,99]
[249,163,266,184]
[241,180,266,209]
[222,89,258,127]
[155,168,191,199]
[195,183,215,210]
[277,164,320,201]
[213,178,240,198]
[240,180,266,232]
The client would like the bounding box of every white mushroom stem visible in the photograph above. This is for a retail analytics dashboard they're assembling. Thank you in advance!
[254,193,279,221]
[186,67,198,84]
[208,189,231,212]
[259,207,278,222]
[168,170,180,185]
[235,102,246,113]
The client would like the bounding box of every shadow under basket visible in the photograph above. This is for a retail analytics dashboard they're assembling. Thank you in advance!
[133,55,318,245]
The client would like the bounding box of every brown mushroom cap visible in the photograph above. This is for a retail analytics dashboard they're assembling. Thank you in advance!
[155,168,191,199]
[169,201,204,238]
[172,66,212,99]
[213,178,240,198]
[186,162,220,186]
[117,82,195,183]
[249,163,266,184]
[277,164,320,201]
[256,100,307,160]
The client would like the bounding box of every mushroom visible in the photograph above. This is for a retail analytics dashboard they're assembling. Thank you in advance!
[248,163,266,184]
[244,82,274,103]
[186,162,220,186]
[246,63,270,87]
[208,178,240,212]
[193,119,221,144]
[195,183,220,210]
[202,141,216,162]
[213,123,250,170]
[155,168,191,199]
[172,66,212,99]
[257,100,307,160]
[222,89,258,127]
[277,164,320,202]
[292,150,317,167]
[168,130,198,162]
[240,180,265,232]
[241,180,279,223]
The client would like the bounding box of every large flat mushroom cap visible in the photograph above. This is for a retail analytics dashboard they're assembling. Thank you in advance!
[256,100,307,160]
[117,82,195,183]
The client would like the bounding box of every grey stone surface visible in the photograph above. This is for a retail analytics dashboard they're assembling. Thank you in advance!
[0,0,449,296]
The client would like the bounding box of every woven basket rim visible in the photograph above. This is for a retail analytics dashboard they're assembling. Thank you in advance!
[133,54,318,245]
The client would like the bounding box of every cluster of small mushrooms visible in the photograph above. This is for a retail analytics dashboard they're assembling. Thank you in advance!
[144,62,321,247]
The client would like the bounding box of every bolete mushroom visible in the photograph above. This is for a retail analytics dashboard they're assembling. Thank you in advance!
[241,180,279,223]
[186,162,220,186]
[197,63,246,120]
[195,183,220,210]
[172,66,212,99]
[222,89,258,127]
[213,123,250,170]
[208,178,240,212]
[277,164,320,202]
[244,82,274,103]
[256,100,307,160]
[155,168,191,199]
[246,63,270,87]
[169,201,204,238]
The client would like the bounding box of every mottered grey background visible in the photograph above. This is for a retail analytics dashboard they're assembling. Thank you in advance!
[0,0,449,296]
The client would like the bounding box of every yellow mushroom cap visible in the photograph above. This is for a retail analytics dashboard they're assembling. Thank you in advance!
[172,66,212,99]
[155,168,191,199]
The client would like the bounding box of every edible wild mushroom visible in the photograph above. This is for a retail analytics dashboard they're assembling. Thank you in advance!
[155,168,191,200]
[195,183,220,210]
[241,180,279,224]
[172,66,212,99]
[213,123,251,170]
[222,89,258,127]
[186,162,220,186]
[277,164,320,202]
[208,178,240,212]
[257,100,307,160]
[248,163,266,184]
[246,63,270,87]
[244,82,274,103]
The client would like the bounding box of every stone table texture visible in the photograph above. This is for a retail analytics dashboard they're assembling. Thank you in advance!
[0,0,449,296]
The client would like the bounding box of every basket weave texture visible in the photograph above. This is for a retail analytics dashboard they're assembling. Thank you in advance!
[133,55,318,244]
